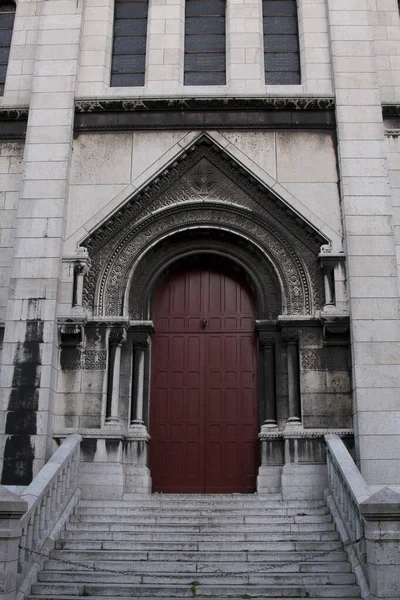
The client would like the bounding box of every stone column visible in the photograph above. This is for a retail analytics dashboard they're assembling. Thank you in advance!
[72,251,91,308]
[105,326,126,425]
[259,333,277,430]
[282,328,301,426]
[124,323,154,494]
[130,329,152,428]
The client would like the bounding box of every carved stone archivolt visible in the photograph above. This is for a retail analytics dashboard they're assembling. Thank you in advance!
[81,136,327,317]
[127,230,281,320]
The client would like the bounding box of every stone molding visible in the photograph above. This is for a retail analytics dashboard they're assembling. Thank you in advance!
[382,104,400,117]
[53,429,150,442]
[75,97,336,113]
[0,106,28,139]
[259,428,354,441]
[385,129,400,138]
[74,97,336,132]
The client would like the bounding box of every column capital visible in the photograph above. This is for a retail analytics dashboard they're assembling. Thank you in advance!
[259,333,276,349]
[109,325,127,346]
[281,327,299,345]
[130,321,154,350]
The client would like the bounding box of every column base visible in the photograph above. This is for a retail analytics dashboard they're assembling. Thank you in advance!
[286,418,302,426]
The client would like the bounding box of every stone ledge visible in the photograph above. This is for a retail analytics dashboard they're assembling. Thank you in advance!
[0,106,28,139]
[74,96,336,132]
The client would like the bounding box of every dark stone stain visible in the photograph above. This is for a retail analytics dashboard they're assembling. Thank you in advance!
[5,411,37,434]
[60,347,81,371]
[81,438,97,462]
[1,315,43,485]
[2,435,34,485]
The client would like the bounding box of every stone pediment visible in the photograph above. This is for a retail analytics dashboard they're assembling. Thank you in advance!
[83,135,327,257]
[81,135,328,317]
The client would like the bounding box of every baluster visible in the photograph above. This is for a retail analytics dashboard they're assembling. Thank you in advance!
[66,461,72,493]
[25,514,34,563]
[56,474,62,515]
[18,525,27,574]
[61,466,67,503]
[45,489,52,531]
[50,481,56,522]
[39,497,46,539]
[32,507,40,550]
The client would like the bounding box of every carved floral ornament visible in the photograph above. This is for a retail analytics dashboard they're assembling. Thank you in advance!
[80,136,328,318]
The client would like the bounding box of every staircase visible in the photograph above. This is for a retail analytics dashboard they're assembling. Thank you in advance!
[27,493,361,600]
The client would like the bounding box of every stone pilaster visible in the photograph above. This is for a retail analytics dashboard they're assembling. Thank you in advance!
[326,0,400,485]
[0,0,83,484]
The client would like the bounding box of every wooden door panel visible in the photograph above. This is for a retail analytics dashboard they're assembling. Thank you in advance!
[150,267,258,493]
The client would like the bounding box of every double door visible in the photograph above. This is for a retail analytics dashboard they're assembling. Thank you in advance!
[150,267,258,493]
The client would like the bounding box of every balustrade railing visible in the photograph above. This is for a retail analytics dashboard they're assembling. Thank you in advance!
[16,434,82,591]
[324,434,370,582]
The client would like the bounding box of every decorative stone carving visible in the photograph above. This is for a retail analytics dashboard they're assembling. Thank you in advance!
[75,97,335,113]
[301,348,349,371]
[82,349,107,370]
[58,317,86,347]
[81,137,326,317]
[108,326,127,346]
[187,158,219,196]
[128,232,281,320]
[281,328,300,344]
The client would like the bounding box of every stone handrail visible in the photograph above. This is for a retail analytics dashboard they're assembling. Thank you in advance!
[17,434,82,596]
[324,434,369,587]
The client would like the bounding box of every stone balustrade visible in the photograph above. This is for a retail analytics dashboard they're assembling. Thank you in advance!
[325,434,400,600]
[0,434,82,600]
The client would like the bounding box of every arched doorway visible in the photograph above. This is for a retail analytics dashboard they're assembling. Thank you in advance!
[150,261,259,493]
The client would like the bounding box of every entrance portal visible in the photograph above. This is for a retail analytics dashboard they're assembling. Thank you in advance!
[150,265,258,493]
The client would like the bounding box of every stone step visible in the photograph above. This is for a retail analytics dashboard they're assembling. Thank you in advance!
[38,570,356,586]
[49,549,348,564]
[74,509,330,519]
[122,493,284,501]
[44,559,352,574]
[27,597,361,600]
[60,530,340,542]
[66,522,336,533]
[76,501,328,508]
[78,500,325,510]
[30,582,361,598]
[70,513,333,524]
[55,540,344,552]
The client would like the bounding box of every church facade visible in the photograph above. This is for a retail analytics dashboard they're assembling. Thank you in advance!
[0,0,399,500]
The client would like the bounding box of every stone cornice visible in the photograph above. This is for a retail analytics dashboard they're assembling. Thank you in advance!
[259,428,354,440]
[75,97,335,112]
[74,96,336,132]
[385,129,400,138]
[382,104,400,118]
[0,106,28,139]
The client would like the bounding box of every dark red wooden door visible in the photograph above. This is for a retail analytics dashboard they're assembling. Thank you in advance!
[150,268,258,493]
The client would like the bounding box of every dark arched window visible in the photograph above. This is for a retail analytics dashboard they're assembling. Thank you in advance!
[0,0,16,96]
[111,0,149,87]
[184,0,226,86]
[263,0,300,84]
